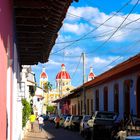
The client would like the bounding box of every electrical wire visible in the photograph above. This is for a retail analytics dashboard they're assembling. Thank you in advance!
[67,12,140,30]
[85,0,140,24]
[55,18,140,45]
[52,25,140,58]
[71,54,82,79]
[51,0,132,55]
[55,29,114,44]
[85,0,140,55]
[95,39,140,72]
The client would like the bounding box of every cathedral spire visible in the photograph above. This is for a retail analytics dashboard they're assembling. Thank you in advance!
[42,67,46,72]
[88,66,95,81]
[61,64,66,71]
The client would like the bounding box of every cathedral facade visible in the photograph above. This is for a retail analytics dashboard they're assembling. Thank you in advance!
[39,64,74,108]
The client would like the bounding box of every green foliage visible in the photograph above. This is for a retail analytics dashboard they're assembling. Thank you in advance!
[22,98,31,128]
[43,82,52,92]
[47,105,55,113]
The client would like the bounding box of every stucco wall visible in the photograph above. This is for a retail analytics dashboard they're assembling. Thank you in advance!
[12,44,22,140]
[70,98,79,115]
[0,0,13,139]
[0,31,8,140]
[70,89,94,115]
[85,88,94,115]
[92,72,139,119]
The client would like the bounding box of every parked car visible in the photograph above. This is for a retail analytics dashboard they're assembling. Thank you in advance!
[68,115,83,131]
[59,114,71,127]
[63,116,71,129]
[48,114,56,122]
[80,115,91,136]
[84,111,119,140]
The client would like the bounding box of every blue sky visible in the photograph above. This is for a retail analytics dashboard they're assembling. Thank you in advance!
[32,0,140,88]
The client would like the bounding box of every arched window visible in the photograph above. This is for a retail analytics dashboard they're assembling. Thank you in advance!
[114,84,119,113]
[104,87,108,111]
[124,80,131,118]
[95,90,99,111]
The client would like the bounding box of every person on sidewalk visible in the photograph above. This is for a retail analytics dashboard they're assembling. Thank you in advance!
[29,112,36,132]
[38,115,44,132]
[54,115,60,129]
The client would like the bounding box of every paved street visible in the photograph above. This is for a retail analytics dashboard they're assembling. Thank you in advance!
[43,121,84,140]
[23,121,84,140]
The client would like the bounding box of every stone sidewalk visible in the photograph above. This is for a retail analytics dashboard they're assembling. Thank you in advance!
[23,121,48,140]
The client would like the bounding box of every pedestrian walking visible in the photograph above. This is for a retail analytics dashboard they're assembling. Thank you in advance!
[38,115,44,132]
[55,115,60,129]
[29,112,36,132]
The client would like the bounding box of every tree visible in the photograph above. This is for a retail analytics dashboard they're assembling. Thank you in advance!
[47,105,55,113]
[43,81,52,93]
[22,99,31,128]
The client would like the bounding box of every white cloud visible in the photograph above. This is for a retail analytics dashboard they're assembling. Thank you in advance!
[86,56,121,71]
[130,0,140,5]
[56,34,72,44]
[93,57,107,64]
[65,6,140,42]
[32,64,42,70]
[66,6,99,21]
[63,23,92,35]
[47,59,61,66]
[63,46,84,56]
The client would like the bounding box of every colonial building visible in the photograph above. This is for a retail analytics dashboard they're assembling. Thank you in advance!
[37,64,74,114]
[54,67,95,115]
[54,54,140,119]
[84,53,140,119]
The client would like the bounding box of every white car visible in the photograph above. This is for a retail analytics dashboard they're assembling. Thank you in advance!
[79,115,91,136]
[63,116,71,129]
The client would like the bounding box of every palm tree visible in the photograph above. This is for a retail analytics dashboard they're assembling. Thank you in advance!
[43,82,52,93]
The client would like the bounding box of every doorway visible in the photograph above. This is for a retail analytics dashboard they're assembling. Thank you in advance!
[104,87,108,111]
[124,80,130,118]
[136,76,140,117]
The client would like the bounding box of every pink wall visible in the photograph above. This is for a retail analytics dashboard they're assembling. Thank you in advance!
[0,0,13,139]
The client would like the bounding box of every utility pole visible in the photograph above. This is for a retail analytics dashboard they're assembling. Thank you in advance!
[82,52,86,115]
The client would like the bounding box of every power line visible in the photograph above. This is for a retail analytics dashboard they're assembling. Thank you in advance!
[86,0,140,55]
[87,39,140,58]
[51,27,139,58]
[52,16,140,57]
[52,24,140,58]
[95,39,140,72]
[85,0,140,24]
[55,20,140,45]
[71,54,82,79]
[55,29,114,44]
[51,0,131,55]
[67,12,140,30]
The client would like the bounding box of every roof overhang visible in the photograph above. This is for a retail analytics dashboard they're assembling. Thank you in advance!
[58,53,140,95]
[85,53,140,88]
[14,0,78,65]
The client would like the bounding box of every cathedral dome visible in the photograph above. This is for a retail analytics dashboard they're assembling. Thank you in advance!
[40,72,47,78]
[56,64,71,80]
[40,68,48,79]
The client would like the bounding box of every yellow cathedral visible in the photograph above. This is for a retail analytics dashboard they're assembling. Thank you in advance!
[39,64,74,107]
